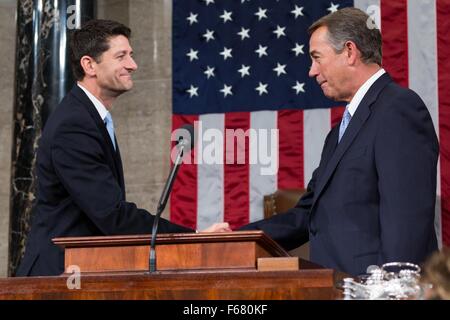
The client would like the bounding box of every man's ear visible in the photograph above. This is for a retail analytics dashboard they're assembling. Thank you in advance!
[79,55,97,77]
[344,41,359,65]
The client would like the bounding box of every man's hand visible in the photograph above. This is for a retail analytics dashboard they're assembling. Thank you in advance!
[199,222,232,233]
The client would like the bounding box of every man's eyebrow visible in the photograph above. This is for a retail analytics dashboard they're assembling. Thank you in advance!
[310,50,320,57]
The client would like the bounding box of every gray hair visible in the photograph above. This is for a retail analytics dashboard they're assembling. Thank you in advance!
[308,7,382,65]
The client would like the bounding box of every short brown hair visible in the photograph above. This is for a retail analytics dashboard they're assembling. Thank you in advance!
[308,7,382,65]
[69,19,131,80]
[422,247,450,300]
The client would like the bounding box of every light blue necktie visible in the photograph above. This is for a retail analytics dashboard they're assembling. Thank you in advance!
[338,107,352,143]
[105,112,116,151]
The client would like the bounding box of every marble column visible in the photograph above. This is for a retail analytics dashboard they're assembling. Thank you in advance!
[9,0,95,276]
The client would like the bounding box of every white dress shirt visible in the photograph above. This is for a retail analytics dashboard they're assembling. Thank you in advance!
[77,83,109,121]
[347,68,386,116]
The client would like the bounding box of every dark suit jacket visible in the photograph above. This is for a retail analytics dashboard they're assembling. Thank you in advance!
[16,85,192,276]
[241,73,439,276]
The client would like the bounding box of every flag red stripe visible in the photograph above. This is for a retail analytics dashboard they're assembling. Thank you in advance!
[381,0,409,87]
[330,106,345,128]
[437,0,450,246]
[224,112,250,228]
[170,114,198,229]
[277,110,304,189]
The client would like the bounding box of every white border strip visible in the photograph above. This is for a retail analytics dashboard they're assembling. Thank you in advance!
[196,113,225,230]
[407,0,442,247]
[249,111,278,222]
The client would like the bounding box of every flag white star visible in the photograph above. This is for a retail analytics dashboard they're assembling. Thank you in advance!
[241,0,250,3]
[220,47,233,60]
[255,44,268,58]
[273,25,286,39]
[292,43,304,56]
[291,5,304,18]
[220,10,233,23]
[204,0,214,5]
[255,7,268,21]
[237,27,250,40]
[273,63,287,76]
[292,81,305,94]
[204,66,215,79]
[327,2,340,13]
[255,82,268,96]
[238,64,251,78]
[186,48,199,61]
[203,29,215,42]
[186,12,198,25]
[220,84,233,97]
[187,85,199,97]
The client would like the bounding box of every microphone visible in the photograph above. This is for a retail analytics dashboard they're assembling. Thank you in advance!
[149,124,195,273]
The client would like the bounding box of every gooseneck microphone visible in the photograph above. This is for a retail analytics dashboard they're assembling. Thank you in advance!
[149,124,195,273]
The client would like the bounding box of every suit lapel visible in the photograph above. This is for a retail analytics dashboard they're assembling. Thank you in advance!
[69,85,124,189]
[311,73,393,209]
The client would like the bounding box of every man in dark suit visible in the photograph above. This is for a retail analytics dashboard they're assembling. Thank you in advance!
[17,19,230,276]
[241,8,439,276]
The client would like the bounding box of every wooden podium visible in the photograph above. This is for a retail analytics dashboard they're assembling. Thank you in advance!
[0,231,345,299]
[53,231,293,273]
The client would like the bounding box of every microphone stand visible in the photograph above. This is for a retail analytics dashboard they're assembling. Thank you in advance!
[149,141,185,273]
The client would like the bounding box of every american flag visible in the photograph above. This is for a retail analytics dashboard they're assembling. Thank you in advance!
[170,0,450,248]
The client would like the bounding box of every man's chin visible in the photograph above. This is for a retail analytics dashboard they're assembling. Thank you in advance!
[110,86,132,97]
[322,90,344,102]
[116,78,133,90]
[119,82,134,92]
[322,90,336,101]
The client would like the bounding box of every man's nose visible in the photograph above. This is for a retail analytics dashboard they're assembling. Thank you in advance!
[127,56,138,71]
[308,62,318,78]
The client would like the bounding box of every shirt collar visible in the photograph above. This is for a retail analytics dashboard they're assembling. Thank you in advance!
[77,83,109,121]
[347,68,386,116]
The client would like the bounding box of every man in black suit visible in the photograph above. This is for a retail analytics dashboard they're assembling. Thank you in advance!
[241,8,439,276]
[17,19,230,276]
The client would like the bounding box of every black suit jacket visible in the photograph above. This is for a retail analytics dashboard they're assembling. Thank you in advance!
[17,85,192,276]
[241,73,439,276]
